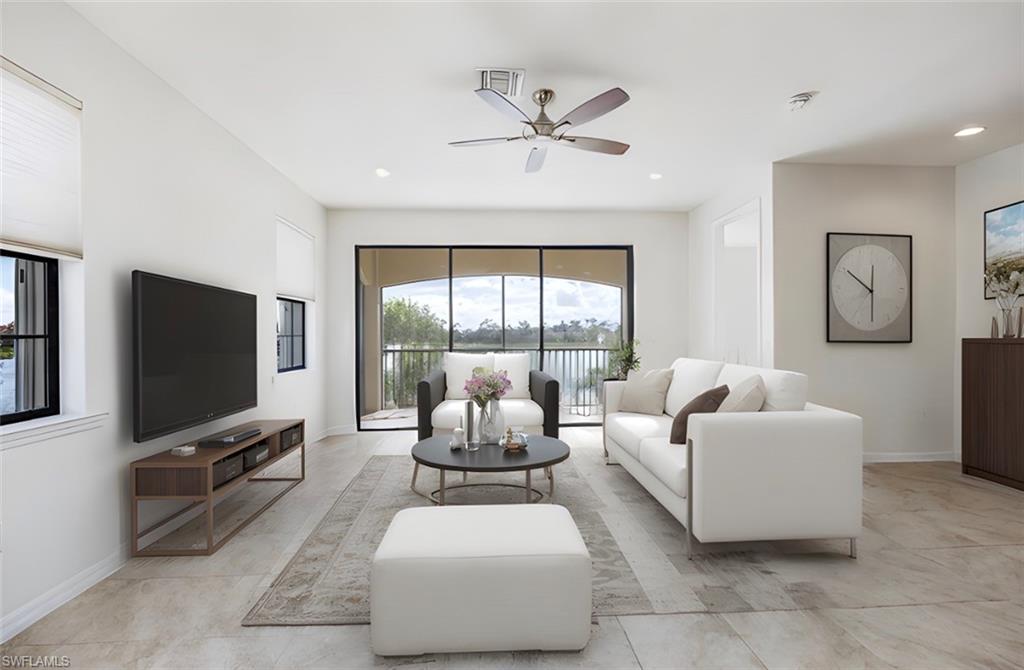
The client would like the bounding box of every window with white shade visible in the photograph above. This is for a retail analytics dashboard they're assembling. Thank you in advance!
[1,58,83,258]
[276,218,315,301]
[1,58,81,426]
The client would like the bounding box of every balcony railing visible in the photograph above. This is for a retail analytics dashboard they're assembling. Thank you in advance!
[381,347,613,419]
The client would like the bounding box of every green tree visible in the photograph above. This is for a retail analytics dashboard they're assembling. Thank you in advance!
[382,298,447,349]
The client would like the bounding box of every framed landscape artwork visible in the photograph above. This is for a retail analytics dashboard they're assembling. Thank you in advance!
[985,200,1024,299]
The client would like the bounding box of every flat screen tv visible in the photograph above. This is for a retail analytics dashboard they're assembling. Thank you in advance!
[133,271,257,442]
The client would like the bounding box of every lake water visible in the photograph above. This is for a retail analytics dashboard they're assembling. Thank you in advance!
[1,359,14,414]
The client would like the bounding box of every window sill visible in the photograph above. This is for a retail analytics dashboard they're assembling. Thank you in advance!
[0,411,109,451]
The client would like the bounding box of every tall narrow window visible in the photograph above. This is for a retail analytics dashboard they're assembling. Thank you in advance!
[1,250,60,424]
[276,297,305,372]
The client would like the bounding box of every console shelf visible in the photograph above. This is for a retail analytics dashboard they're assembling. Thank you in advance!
[130,419,305,556]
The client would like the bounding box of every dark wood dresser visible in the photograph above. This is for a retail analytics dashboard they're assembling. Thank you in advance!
[962,339,1024,491]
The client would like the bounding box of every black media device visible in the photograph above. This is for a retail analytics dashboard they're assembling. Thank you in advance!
[132,271,258,442]
[198,427,262,449]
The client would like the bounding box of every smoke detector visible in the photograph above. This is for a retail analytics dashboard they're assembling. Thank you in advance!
[477,68,525,98]
[788,90,819,110]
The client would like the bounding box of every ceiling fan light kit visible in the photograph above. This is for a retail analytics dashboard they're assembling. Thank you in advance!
[450,85,632,173]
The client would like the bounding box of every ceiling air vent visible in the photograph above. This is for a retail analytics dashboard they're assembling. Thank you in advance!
[477,68,525,98]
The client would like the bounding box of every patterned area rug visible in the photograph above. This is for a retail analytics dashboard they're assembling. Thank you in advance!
[243,454,653,625]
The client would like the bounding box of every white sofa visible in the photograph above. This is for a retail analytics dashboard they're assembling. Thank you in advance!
[604,357,863,557]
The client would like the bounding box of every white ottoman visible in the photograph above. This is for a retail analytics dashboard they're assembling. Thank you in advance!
[370,504,592,656]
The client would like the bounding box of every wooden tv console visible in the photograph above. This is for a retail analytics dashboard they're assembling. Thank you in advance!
[130,419,305,557]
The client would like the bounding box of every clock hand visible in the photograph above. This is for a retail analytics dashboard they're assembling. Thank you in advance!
[870,265,874,322]
[845,269,874,293]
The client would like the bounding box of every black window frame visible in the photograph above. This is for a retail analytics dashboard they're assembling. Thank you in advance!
[1,249,61,425]
[276,296,306,373]
[354,245,634,431]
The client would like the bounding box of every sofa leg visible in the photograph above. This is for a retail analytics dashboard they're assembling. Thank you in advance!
[686,438,694,560]
[849,538,857,559]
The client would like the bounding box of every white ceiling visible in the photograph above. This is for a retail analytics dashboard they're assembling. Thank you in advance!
[71,1,1023,212]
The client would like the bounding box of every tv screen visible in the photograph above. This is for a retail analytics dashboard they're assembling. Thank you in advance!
[133,271,257,442]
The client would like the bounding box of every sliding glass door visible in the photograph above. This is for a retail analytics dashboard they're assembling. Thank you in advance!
[356,246,632,431]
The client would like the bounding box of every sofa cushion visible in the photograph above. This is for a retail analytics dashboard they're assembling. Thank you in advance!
[637,437,688,497]
[432,398,543,431]
[493,352,531,399]
[718,375,767,413]
[604,412,673,460]
[716,364,807,411]
[444,352,494,400]
[664,358,726,416]
[619,369,674,415]
[670,384,730,444]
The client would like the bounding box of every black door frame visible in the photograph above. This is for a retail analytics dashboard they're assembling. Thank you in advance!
[354,244,635,432]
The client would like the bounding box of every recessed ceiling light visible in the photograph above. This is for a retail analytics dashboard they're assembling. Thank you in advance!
[954,126,986,137]
[649,173,663,180]
[375,167,391,178]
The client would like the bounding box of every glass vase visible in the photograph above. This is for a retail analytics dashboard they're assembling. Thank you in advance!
[1001,308,1019,338]
[476,399,505,444]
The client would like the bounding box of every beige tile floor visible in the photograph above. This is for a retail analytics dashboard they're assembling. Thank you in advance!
[4,428,1023,669]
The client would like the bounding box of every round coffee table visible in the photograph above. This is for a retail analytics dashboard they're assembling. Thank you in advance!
[410,435,571,505]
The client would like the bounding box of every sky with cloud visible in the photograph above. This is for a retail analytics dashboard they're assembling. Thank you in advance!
[986,201,1024,260]
[382,274,622,333]
[1,257,14,326]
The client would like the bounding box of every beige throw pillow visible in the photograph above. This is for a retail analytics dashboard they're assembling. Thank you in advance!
[718,375,766,413]
[619,369,674,415]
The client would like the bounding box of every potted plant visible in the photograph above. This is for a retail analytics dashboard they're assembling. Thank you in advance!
[608,339,641,381]
[464,368,512,445]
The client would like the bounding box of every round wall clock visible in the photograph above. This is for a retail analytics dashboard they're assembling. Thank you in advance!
[827,233,912,343]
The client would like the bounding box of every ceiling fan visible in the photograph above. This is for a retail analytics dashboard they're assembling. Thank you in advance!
[449,87,631,173]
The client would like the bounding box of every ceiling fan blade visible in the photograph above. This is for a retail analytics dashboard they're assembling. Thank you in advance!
[554,87,629,130]
[449,137,522,147]
[475,88,533,124]
[525,146,547,173]
[558,135,630,155]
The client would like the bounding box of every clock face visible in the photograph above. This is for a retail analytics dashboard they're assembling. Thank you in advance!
[831,244,908,331]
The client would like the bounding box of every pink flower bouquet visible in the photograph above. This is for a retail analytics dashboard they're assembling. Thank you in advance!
[464,368,512,409]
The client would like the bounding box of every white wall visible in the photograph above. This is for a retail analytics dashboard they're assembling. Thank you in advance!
[772,163,956,461]
[687,165,773,366]
[325,209,688,434]
[1,2,327,639]
[953,143,1024,458]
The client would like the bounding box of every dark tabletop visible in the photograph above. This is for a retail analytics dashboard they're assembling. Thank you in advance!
[411,435,570,472]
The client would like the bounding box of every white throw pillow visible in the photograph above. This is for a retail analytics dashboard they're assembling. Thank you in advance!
[717,375,766,413]
[492,352,531,399]
[443,352,494,400]
[619,369,675,415]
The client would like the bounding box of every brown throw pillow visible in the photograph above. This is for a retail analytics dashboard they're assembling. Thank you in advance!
[670,384,730,444]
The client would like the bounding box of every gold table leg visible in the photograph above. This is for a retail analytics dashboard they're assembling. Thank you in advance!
[525,469,532,503]
[439,469,446,505]
[411,462,420,491]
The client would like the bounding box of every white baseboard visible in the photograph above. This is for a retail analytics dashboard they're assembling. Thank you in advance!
[326,424,356,436]
[1,544,127,644]
[863,451,957,463]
